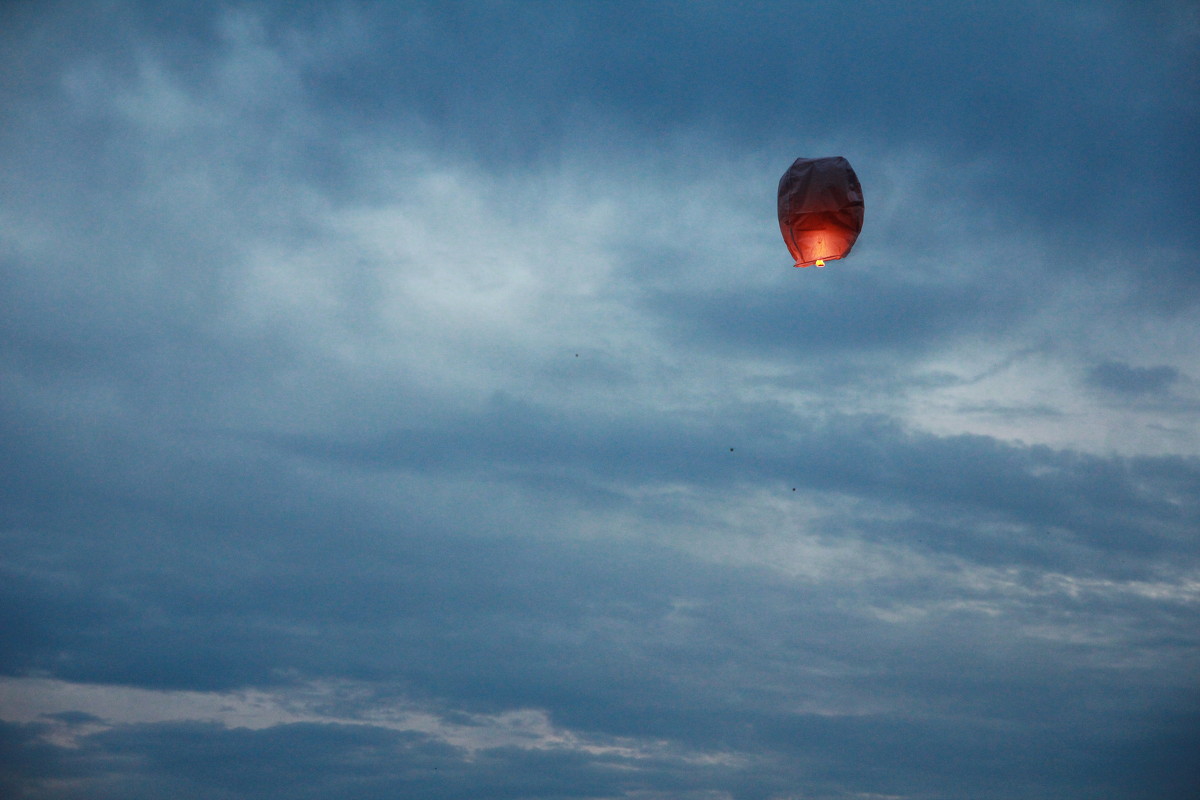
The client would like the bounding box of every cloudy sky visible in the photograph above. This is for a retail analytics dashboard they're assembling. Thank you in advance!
[2,2,1198,798]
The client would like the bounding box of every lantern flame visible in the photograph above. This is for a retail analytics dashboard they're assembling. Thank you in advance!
[815,260,825,267]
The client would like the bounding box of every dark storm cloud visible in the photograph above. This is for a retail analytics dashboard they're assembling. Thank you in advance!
[10,0,1195,249]
[7,391,1194,795]
[0,718,778,800]
[4,0,1197,301]
[279,0,1200,283]
[2,622,1197,800]
[7,711,1196,800]
[264,399,1198,565]
[645,270,1027,358]
[1086,360,1181,396]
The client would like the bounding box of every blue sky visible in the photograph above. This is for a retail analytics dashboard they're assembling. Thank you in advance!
[1,2,1198,798]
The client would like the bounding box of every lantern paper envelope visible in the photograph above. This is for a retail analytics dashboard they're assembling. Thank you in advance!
[777,156,864,268]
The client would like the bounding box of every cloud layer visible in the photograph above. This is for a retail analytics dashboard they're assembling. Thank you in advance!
[2,2,1198,798]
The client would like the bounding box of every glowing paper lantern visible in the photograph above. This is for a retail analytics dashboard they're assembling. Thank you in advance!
[777,156,864,268]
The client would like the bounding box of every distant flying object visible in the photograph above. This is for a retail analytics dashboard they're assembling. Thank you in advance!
[777,156,864,268]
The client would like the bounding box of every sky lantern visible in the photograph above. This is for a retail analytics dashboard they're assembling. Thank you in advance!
[777,156,864,268]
